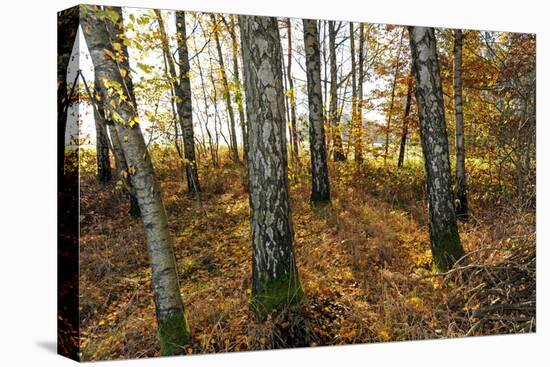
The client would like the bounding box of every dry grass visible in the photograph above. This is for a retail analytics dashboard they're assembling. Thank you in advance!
[77,150,535,361]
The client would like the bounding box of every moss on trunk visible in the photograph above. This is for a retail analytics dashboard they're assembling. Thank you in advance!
[251,271,304,319]
[432,228,464,272]
[158,312,190,356]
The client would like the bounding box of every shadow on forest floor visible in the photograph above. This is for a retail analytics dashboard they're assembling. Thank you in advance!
[77,154,535,361]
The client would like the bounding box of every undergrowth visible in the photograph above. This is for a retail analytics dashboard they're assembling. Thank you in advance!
[78,149,535,360]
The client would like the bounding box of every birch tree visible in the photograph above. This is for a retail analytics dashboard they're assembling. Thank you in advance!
[397,66,414,169]
[81,6,190,354]
[304,19,331,204]
[238,14,304,317]
[286,18,299,159]
[155,10,201,194]
[453,29,468,219]
[408,26,464,271]
[211,14,239,162]
[328,21,346,161]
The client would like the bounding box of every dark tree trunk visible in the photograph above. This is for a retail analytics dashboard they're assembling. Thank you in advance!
[453,29,469,220]
[356,24,365,163]
[397,65,414,169]
[238,15,303,318]
[408,26,464,272]
[349,23,358,162]
[303,19,331,204]
[57,6,80,360]
[57,7,79,180]
[328,21,346,161]
[93,79,112,183]
[384,29,404,165]
[175,11,202,194]
[211,14,239,162]
[81,6,190,355]
[286,18,300,159]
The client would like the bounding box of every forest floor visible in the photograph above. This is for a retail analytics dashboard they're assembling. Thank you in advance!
[78,150,536,361]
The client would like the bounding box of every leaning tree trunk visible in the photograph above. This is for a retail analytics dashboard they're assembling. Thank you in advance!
[81,6,190,355]
[303,19,331,204]
[108,123,141,217]
[176,11,201,194]
[328,21,346,161]
[93,79,112,183]
[211,14,239,162]
[408,26,464,272]
[238,15,303,318]
[397,65,414,169]
[453,29,468,220]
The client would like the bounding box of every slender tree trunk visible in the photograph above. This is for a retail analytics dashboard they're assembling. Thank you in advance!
[408,26,464,272]
[81,6,190,354]
[356,24,365,163]
[281,45,292,143]
[384,28,404,165]
[322,22,331,154]
[349,23,358,162]
[453,29,468,220]
[397,65,414,169]
[304,19,331,204]
[328,21,346,161]
[208,54,221,166]
[226,15,248,161]
[175,11,202,194]
[211,14,239,162]
[155,10,201,194]
[238,15,303,318]
[286,18,300,159]
[93,79,112,183]
[193,24,218,167]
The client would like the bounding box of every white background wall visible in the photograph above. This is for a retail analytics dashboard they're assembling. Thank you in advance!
[0,0,546,366]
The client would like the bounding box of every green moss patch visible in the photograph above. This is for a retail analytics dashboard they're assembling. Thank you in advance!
[158,311,190,356]
[431,227,465,272]
[251,271,304,319]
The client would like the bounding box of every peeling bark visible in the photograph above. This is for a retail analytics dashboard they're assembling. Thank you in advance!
[239,15,303,317]
[408,26,464,271]
[303,19,331,204]
[81,6,189,354]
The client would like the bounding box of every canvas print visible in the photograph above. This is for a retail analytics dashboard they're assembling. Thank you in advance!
[57,4,536,361]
